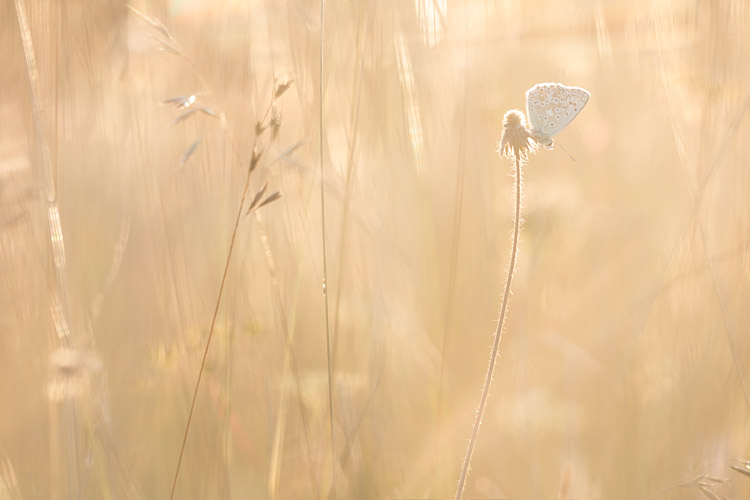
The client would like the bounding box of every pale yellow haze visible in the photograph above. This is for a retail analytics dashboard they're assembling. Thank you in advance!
[1,0,749,499]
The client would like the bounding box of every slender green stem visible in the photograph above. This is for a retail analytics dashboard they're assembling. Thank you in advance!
[456,151,522,499]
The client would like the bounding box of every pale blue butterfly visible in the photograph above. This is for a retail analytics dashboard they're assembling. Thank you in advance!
[526,83,590,149]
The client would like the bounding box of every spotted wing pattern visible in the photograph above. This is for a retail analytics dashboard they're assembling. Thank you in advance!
[526,83,590,147]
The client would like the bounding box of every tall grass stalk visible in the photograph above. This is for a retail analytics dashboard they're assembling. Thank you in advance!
[13,0,72,345]
[14,2,82,498]
[169,96,286,498]
[129,8,301,497]
[319,0,337,498]
[455,110,532,499]
[434,22,470,491]
[256,208,321,499]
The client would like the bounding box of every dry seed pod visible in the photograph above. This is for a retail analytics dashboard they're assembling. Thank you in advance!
[499,109,534,160]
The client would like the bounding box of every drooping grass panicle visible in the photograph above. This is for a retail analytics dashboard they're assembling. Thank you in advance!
[167,58,295,500]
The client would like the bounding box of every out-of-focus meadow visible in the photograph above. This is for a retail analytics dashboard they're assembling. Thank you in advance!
[2,0,750,498]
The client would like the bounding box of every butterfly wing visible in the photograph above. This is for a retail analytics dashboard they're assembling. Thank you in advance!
[526,83,590,146]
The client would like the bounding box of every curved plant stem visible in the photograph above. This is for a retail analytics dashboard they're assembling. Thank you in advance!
[455,151,522,499]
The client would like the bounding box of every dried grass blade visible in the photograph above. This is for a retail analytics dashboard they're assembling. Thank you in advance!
[730,464,750,478]
[14,0,74,344]
[178,138,202,167]
[162,96,189,105]
[174,108,198,124]
[697,486,723,500]
[245,183,269,215]
[198,106,217,117]
[126,5,173,40]
[700,476,727,485]
[269,140,304,167]
[154,37,180,55]
[91,219,131,321]
[256,192,282,210]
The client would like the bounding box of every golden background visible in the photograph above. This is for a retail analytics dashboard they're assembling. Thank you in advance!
[1,0,749,498]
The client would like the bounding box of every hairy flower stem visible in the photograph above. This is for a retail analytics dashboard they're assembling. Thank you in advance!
[456,150,522,499]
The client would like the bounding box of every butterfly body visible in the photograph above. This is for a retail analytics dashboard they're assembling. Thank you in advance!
[526,83,590,148]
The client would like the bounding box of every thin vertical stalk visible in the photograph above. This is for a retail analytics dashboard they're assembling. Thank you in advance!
[14,0,73,344]
[15,3,81,499]
[456,151,522,499]
[434,19,470,490]
[256,212,319,499]
[170,118,271,499]
[319,1,337,498]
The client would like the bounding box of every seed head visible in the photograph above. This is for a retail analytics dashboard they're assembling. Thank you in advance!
[273,72,294,99]
[499,110,534,160]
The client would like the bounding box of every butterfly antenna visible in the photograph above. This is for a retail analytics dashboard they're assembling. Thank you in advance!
[556,141,576,162]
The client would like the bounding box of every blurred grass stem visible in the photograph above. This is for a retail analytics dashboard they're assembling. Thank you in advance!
[14,1,83,498]
[319,0,337,498]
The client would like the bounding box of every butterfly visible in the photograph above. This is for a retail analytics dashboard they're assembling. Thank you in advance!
[526,83,590,149]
